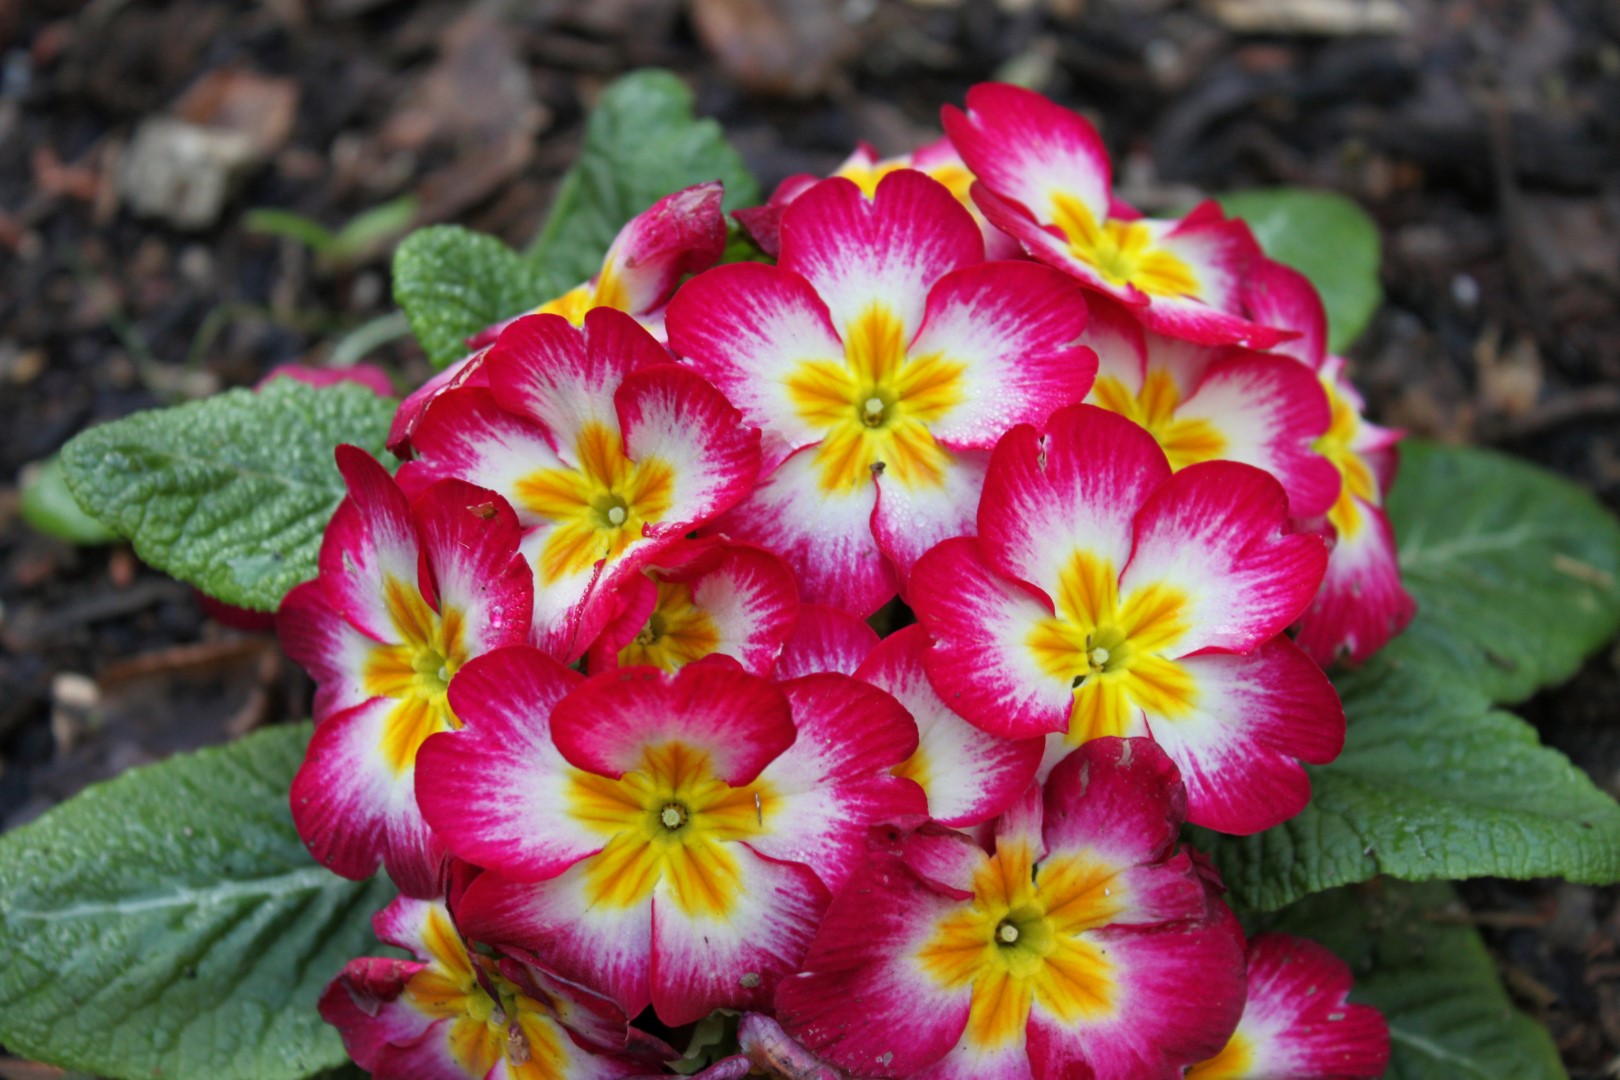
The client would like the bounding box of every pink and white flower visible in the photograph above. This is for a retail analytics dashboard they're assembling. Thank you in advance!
[319,895,644,1080]
[857,624,1043,828]
[772,603,881,679]
[415,648,925,1026]
[667,168,1096,615]
[1082,295,1341,519]
[1242,260,1416,665]
[398,308,760,661]
[1186,933,1390,1079]
[908,404,1343,834]
[585,538,800,675]
[776,737,1248,1079]
[735,138,1019,260]
[472,181,727,348]
[943,83,1288,350]
[277,447,531,895]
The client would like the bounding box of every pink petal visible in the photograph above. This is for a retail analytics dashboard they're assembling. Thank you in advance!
[320,446,422,643]
[1176,353,1341,519]
[858,625,1043,827]
[1039,737,1187,870]
[486,309,667,466]
[615,362,762,538]
[410,481,533,654]
[318,956,429,1071]
[291,696,447,897]
[772,603,881,679]
[416,646,594,882]
[978,405,1172,598]
[778,170,984,344]
[941,82,1113,234]
[1080,294,1150,392]
[910,261,1096,451]
[550,662,796,786]
[1121,460,1329,655]
[649,844,829,1026]
[1207,933,1390,1078]
[776,845,976,1078]
[457,864,654,1022]
[750,673,926,893]
[702,444,898,616]
[277,579,377,723]
[1134,204,1289,350]
[665,262,848,469]
[1295,500,1415,667]
[601,181,727,316]
[872,446,990,592]
[388,348,492,459]
[1242,258,1328,370]
[910,536,1074,740]
[1023,912,1247,1080]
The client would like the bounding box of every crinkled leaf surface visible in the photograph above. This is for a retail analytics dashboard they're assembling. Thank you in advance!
[1220,186,1383,352]
[1268,881,1566,1079]
[20,452,117,544]
[392,224,546,369]
[59,378,395,611]
[1202,442,1620,911]
[526,69,760,285]
[0,724,394,1080]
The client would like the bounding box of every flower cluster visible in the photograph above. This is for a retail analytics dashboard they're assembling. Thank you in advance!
[286,83,1404,1079]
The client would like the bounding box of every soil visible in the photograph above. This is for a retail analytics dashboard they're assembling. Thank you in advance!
[2,0,1618,1075]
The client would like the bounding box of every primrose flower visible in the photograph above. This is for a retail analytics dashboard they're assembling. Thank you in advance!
[398,308,760,661]
[857,624,1043,827]
[415,648,925,1025]
[776,738,1248,1079]
[667,168,1096,614]
[1243,260,1416,665]
[943,83,1289,350]
[772,602,881,679]
[736,136,1019,260]
[586,538,799,675]
[1083,295,1341,519]
[1186,934,1390,1079]
[319,895,644,1080]
[278,448,531,895]
[470,181,726,347]
[909,404,1343,834]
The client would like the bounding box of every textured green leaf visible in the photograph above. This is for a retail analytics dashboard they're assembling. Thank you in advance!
[0,724,394,1080]
[59,378,396,611]
[1268,881,1566,1079]
[1385,441,1620,703]
[19,452,118,544]
[527,69,760,286]
[392,224,545,369]
[1220,187,1383,352]
[1201,442,1620,910]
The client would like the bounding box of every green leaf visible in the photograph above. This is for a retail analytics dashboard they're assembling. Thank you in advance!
[1385,441,1620,704]
[527,69,761,286]
[392,224,545,369]
[1268,881,1566,1079]
[59,378,397,611]
[19,453,118,544]
[0,724,395,1080]
[1201,442,1620,910]
[1219,187,1383,352]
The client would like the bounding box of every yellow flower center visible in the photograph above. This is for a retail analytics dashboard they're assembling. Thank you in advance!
[1026,552,1197,744]
[784,303,966,493]
[618,578,722,672]
[1090,369,1227,471]
[533,259,630,326]
[918,840,1122,1050]
[566,741,775,917]
[361,576,470,774]
[1185,1030,1257,1080]
[403,906,570,1080]
[1049,194,1199,298]
[514,422,675,584]
[1312,376,1379,540]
